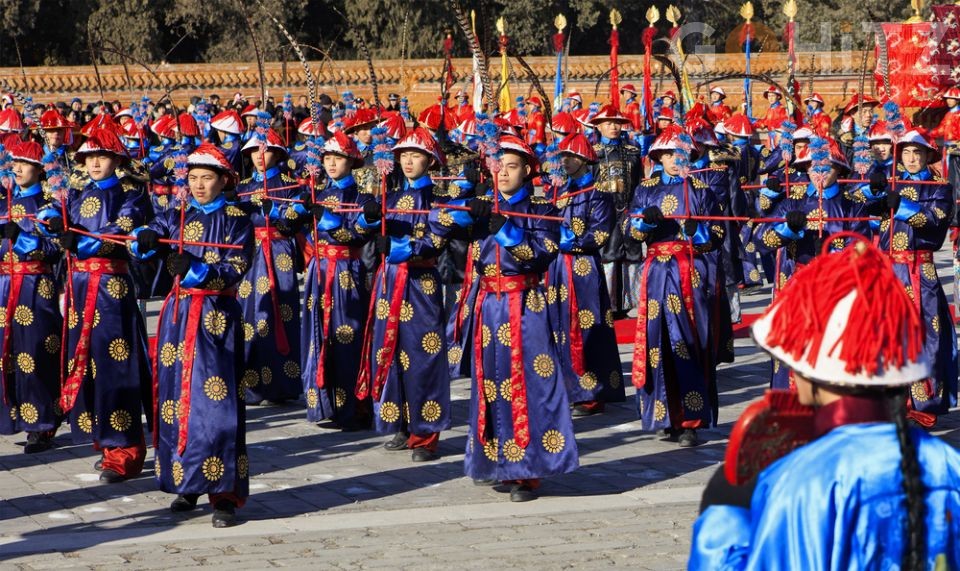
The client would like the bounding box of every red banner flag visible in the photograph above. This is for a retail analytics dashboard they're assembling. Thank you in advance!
[874,22,940,107]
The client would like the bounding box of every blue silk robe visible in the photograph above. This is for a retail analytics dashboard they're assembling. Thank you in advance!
[130,195,253,499]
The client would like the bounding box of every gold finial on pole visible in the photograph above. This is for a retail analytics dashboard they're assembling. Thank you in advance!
[740,1,754,23]
[646,5,660,27]
[666,5,682,27]
[783,0,797,22]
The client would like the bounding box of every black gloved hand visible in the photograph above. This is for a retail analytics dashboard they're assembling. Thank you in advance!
[473,181,490,196]
[60,230,80,253]
[642,206,664,226]
[298,191,313,210]
[137,228,160,252]
[886,190,901,212]
[260,199,273,215]
[786,210,807,233]
[310,203,326,220]
[765,177,781,192]
[374,234,392,256]
[468,198,492,219]
[222,187,238,202]
[166,252,192,278]
[489,213,508,235]
[869,170,888,194]
[3,222,20,241]
[275,218,300,237]
[683,219,699,237]
[363,201,382,224]
[46,217,65,235]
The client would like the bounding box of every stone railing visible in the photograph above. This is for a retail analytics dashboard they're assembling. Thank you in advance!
[1,52,878,116]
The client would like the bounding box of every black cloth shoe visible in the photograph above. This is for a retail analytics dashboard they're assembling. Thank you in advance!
[94,455,103,471]
[170,494,200,512]
[509,484,537,502]
[383,431,409,451]
[473,478,497,486]
[411,448,438,462]
[656,428,678,441]
[211,501,237,528]
[571,403,605,417]
[24,432,54,454]
[99,469,128,484]
[678,429,700,448]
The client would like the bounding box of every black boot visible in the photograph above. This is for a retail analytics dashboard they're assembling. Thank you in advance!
[170,494,200,512]
[509,484,537,502]
[383,431,409,451]
[99,469,128,484]
[678,429,700,448]
[94,454,104,471]
[211,500,237,528]
[411,448,438,462]
[24,432,54,454]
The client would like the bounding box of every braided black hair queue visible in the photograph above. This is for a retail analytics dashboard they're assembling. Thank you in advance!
[888,387,926,571]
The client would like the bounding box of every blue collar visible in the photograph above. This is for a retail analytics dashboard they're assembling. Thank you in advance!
[357,141,370,153]
[404,174,432,190]
[625,96,636,104]
[44,145,66,156]
[807,181,841,199]
[600,136,620,145]
[691,155,709,169]
[900,168,932,181]
[222,133,239,143]
[573,171,594,189]
[93,174,120,190]
[730,137,748,148]
[950,106,960,113]
[809,108,821,115]
[659,172,683,185]
[15,182,42,199]
[712,101,724,107]
[331,174,356,190]
[253,166,281,182]
[486,184,530,205]
[190,194,226,213]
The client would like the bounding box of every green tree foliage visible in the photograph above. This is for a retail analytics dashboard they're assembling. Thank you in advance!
[0,0,931,68]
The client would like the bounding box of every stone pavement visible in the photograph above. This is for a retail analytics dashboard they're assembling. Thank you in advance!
[3,273,960,569]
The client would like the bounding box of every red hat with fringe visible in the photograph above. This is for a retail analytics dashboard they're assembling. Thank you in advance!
[498,134,539,171]
[322,131,364,168]
[558,133,598,164]
[75,127,129,162]
[39,108,71,130]
[177,113,201,138]
[549,112,581,136]
[9,140,44,166]
[211,110,243,135]
[187,143,238,190]
[241,128,288,157]
[590,104,632,125]
[393,127,445,166]
[0,108,23,133]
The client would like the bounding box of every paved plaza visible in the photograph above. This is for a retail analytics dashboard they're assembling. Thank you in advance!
[3,265,960,570]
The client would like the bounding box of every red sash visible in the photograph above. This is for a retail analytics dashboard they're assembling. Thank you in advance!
[312,245,362,390]
[474,273,539,450]
[562,254,586,377]
[60,258,129,413]
[631,241,699,390]
[889,249,934,313]
[254,226,290,355]
[0,261,51,405]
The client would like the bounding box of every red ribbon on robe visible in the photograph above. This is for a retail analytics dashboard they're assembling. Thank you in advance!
[562,254,585,377]
[0,261,49,405]
[311,245,361,390]
[474,273,538,450]
[254,227,290,355]
[355,262,410,401]
[453,243,475,344]
[60,258,129,413]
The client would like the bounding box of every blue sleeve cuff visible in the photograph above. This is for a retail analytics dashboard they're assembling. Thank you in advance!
[291,202,309,217]
[317,210,343,232]
[759,187,782,199]
[386,236,412,263]
[894,197,922,222]
[180,258,210,288]
[11,231,39,257]
[36,208,59,236]
[449,209,474,227]
[631,215,658,233]
[493,220,523,248]
[76,235,102,259]
[128,227,157,259]
[266,203,283,221]
[357,214,381,230]
[684,222,711,245]
[689,506,752,570]
[559,225,576,251]
[774,222,804,241]
[856,183,882,201]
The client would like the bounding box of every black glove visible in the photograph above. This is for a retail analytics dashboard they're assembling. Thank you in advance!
[468,198,492,219]
[786,210,807,233]
[46,217,64,235]
[310,203,326,220]
[260,199,273,215]
[363,201,382,224]
[222,187,238,202]
[166,252,192,278]
[642,206,664,226]
[869,170,888,194]
[886,190,901,212]
[765,177,781,192]
[374,234,392,256]
[298,191,314,210]
[3,222,20,241]
[275,218,301,237]
[137,228,160,252]
[60,230,80,253]
[699,465,757,513]
[814,237,824,254]
[683,219,699,237]
[489,213,508,235]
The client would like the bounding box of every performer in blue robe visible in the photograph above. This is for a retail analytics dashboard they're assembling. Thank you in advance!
[0,142,64,453]
[355,128,451,462]
[691,237,960,569]
[868,130,958,426]
[546,132,624,417]
[450,134,578,501]
[625,126,723,447]
[299,132,372,430]
[37,128,154,483]
[130,144,252,528]
[234,128,304,405]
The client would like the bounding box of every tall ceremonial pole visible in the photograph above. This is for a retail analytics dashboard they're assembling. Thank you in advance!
[553,14,567,113]
[783,0,800,109]
[666,5,695,112]
[609,9,621,109]
[741,2,754,119]
[641,6,659,133]
[497,17,512,112]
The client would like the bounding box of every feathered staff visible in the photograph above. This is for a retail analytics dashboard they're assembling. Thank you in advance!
[514,53,553,123]
[783,0,800,106]
[740,2,755,119]
[641,7,659,132]
[852,134,872,177]
[399,98,412,124]
[281,93,293,146]
[874,23,891,100]
[372,126,393,293]
[496,17,512,112]
[779,120,796,164]
[450,0,495,109]
[665,6,695,112]
[553,14,567,113]
[42,150,74,399]
[609,9,621,109]
[884,100,906,253]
